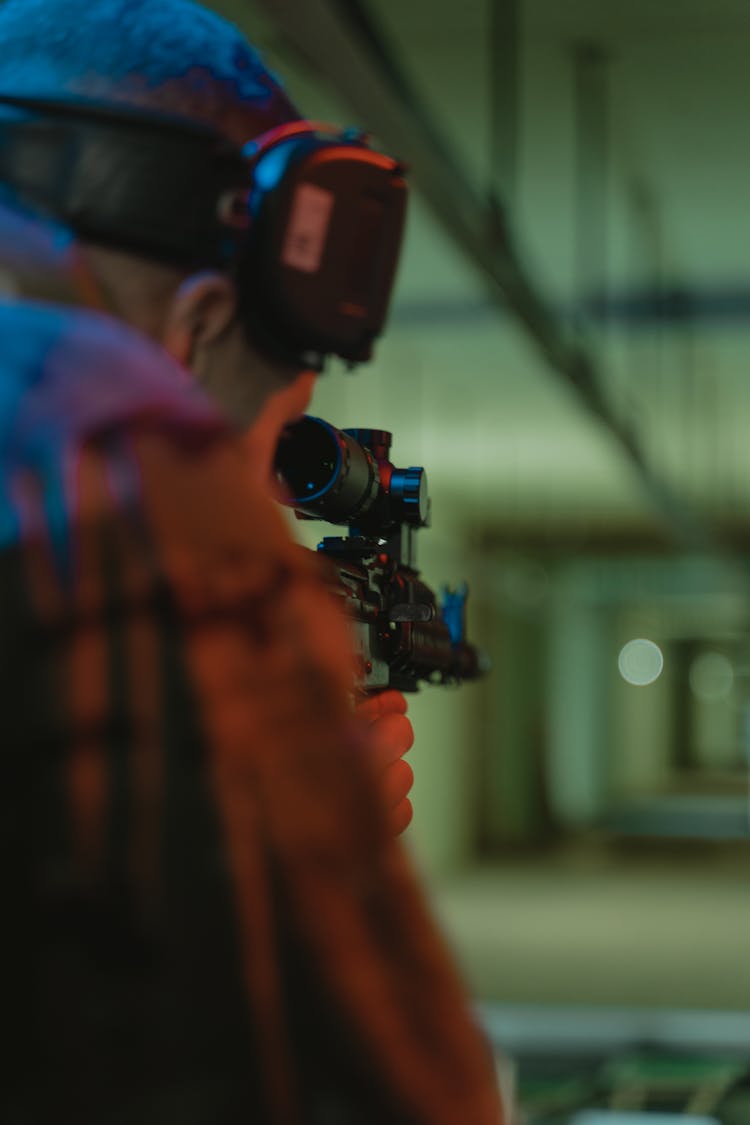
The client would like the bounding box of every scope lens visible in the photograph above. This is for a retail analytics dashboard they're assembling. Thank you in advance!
[275,416,342,503]
[274,414,382,523]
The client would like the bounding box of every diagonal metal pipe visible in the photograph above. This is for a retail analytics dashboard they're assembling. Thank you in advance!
[248,0,724,554]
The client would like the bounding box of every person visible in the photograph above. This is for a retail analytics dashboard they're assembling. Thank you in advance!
[0,0,417,837]
[0,1,505,1122]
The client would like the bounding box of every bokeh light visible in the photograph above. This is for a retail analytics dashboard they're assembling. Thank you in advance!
[689,651,734,702]
[618,638,664,686]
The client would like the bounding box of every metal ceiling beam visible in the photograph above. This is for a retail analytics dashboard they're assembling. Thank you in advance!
[489,0,520,210]
[573,43,610,309]
[249,0,723,554]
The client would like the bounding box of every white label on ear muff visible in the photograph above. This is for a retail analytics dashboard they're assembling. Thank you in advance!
[281,183,334,274]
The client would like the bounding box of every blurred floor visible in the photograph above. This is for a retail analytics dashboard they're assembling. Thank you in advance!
[428,843,750,1011]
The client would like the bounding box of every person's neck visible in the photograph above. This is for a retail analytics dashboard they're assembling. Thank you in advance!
[242,416,280,491]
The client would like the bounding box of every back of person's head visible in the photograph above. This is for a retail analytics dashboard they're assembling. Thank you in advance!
[0,0,404,443]
[0,0,301,346]
[0,0,298,145]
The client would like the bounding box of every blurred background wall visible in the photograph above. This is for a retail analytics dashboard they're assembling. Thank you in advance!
[206,0,750,1017]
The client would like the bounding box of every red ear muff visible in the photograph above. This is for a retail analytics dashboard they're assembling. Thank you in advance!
[0,96,409,369]
[236,122,408,369]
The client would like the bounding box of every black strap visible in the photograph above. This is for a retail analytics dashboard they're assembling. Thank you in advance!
[0,94,250,267]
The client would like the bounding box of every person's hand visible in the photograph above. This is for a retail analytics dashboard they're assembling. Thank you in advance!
[355,690,414,836]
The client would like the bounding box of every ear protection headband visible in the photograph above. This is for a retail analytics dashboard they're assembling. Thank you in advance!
[0,94,408,369]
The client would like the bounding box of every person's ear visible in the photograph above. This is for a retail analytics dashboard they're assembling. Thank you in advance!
[162,271,237,366]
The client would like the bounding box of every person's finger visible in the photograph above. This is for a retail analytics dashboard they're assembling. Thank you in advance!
[389,797,413,836]
[380,758,414,810]
[355,690,408,724]
[368,712,414,773]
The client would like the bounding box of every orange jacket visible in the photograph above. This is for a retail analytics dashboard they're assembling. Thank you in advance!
[0,298,503,1124]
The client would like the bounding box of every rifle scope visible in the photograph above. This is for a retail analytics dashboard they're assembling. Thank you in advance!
[275,415,429,530]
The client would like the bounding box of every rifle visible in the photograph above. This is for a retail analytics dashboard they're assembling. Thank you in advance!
[275,416,489,693]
